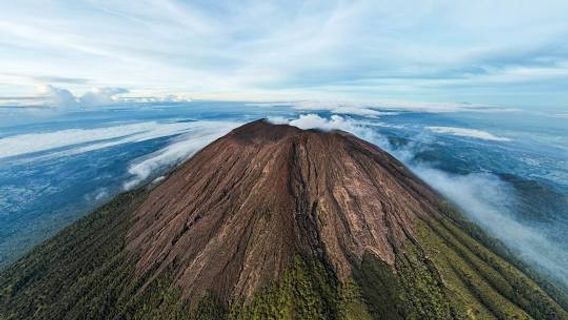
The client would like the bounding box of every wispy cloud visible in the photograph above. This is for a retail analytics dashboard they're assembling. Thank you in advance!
[255,99,516,114]
[0,1,567,107]
[426,126,512,142]
[0,121,194,159]
[123,120,239,190]
[0,84,191,108]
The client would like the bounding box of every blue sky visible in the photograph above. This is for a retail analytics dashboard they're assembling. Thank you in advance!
[1,0,567,109]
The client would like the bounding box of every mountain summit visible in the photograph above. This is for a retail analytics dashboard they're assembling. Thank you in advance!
[129,119,436,301]
[2,120,567,319]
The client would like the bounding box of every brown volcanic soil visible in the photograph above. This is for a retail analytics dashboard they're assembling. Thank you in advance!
[127,119,445,302]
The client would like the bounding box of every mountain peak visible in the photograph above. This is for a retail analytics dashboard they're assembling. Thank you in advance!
[127,120,442,301]
[226,118,302,142]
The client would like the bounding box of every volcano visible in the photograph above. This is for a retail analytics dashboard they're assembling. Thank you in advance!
[1,119,567,320]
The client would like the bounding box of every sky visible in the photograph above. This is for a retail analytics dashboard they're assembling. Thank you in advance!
[1,0,568,109]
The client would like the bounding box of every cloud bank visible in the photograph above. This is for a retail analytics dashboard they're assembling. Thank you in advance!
[123,121,240,190]
[255,100,517,114]
[35,85,130,108]
[15,85,193,108]
[426,126,512,141]
[78,87,129,107]
[287,114,353,131]
[415,167,568,284]
[0,121,212,160]
[37,85,79,108]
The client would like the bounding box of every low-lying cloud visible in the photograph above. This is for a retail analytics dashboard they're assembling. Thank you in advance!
[123,121,240,190]
[415,166,568,284]
[37,85,79,108]
[37,84,129,108]
[289,101,385,117]
[270,113,392,147]
[78,87,129,107]
[0,121,211,160]
[427,126,512,142]
[255,99,515,114]
[29,85,192,109]
[287,114,354,131]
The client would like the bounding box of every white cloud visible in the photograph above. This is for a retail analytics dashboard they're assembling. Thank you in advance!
[270,113,390,147]
[37,84,79,108]
[426,126,511,141]
[252,99,514,114]
[127,94,192,103]
[328,106,385,116]
[21,85,190,108]
[288,114,353,131]
[286,101,385,116]
[413,167,568,285]
[1,119,242,193]
[266,116,290,125]
[0,121,203,159]
[34,85,130,108]
[78,87,129,107]
[123,120,239,190]
[93,188,109,201]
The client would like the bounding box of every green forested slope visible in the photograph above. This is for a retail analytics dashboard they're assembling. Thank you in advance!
[1,190,567,320]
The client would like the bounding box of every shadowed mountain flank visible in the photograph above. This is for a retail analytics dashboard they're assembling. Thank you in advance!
[2,119,567,320]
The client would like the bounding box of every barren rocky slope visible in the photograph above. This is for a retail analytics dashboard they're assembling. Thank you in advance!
[128,119,441,300]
